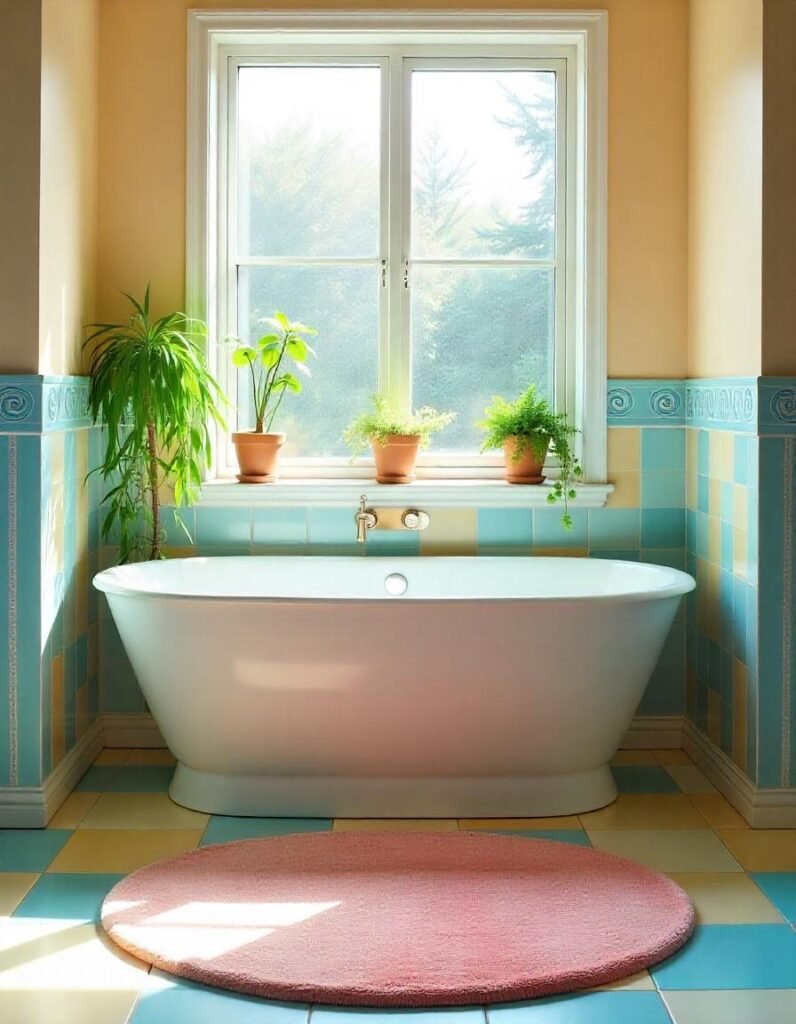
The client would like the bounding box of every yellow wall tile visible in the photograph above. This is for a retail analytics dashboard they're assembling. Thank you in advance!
[533,548,588,557]
[607,428,640,473]
[707,689,722,746]
[695,558,709,633]
[75,557,89,636]
[732,660,748,772]
[606,471,639,508]
[49,432,65,485]
[686,427,698,473]
[51,654,65,767]
[419,509,476,554]
[708,515,721,565]
[733,484,748,532]
[710,431,733,482]
[707,562,721,640]
[709,477,721,517]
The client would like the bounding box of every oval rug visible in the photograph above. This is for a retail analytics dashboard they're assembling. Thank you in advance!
[101,831,694,1007]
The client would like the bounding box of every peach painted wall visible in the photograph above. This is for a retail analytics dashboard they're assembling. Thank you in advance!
[687,0,763,379]
[39,0,99,376]
[0,0,41,373]
[96,0,690,378]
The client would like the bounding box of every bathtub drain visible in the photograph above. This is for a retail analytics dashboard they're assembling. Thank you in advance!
[385,573,408,596]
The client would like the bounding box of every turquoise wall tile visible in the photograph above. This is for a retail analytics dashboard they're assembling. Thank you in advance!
[719,482,733,522]
[587,509,639,550]
[695,512,708,557]
[720,521,733,569]
[697,475,709,513]
[641,427,685,471]
[686,509,696,553]
[476,508,533,549]
[307,508,360,554]
[698,430,710,474]
[101,658,146,713]
[164,507,196,546]
[365,531,420,556]
[640,470,685,508]
[590,549,639,561]
[195,507,250,547]
[533,508,587,548]
[253,508,307,547]
[734,434,748,484]
[641,509,685,548]
[733,576,748,662]
[720,570,734,650]
[639,548,686,571]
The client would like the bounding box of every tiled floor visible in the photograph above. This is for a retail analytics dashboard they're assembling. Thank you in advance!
[1,747,796,1024]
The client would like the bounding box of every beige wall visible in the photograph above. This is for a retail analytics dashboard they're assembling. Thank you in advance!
[39,0,99,376]
[0,0,42,374]
[688,0,763,378]
[97,0,690,378]
[762,0,796,376]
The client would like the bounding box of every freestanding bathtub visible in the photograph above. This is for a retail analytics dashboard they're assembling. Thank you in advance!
[94,556,694,817]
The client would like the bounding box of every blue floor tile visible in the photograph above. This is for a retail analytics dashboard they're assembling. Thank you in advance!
[314,1008,485,1024]
[131,978,308,1024]
[107,765,175,792]
[487,991,671,1023]
[200,816,332,847]
[652,925,796,990]
[74,765,121,791]
[0,829,72,871]
[610,766,681,794]
[13,872,124,922]
[485,830,591,847]
[751,872,796,923]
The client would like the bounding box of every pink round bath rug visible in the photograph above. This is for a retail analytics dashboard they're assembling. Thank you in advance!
[101,831,694,1007]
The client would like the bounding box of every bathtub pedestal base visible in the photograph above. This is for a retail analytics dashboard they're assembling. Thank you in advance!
[169,763,618,818]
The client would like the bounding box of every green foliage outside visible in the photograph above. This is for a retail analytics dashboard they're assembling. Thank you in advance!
[84,288,226,561]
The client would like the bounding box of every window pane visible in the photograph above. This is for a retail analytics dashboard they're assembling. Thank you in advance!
[411,70,556,259]
[238,66,381,258]
[411,266,555,452]
[236,266,379,457]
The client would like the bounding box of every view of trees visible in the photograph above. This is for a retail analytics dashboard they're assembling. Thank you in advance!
[236,69,556,457]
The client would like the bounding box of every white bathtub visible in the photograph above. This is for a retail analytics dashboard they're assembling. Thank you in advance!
[94,556,694,817]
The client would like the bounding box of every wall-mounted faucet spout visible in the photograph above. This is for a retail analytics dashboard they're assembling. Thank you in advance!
[355,495,378,543]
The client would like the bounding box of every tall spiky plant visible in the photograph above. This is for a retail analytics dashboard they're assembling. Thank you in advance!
[84,287,226,562]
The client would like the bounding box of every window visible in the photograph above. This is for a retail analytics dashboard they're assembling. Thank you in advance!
[189,12,607,485]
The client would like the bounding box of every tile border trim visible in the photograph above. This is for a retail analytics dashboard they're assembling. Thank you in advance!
[607,380,686,426]
[0,375,92,433]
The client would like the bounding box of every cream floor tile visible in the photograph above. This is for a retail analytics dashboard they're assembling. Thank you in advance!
[578,794,706,830]
[47,829,203,873]
[0,919,150,991]
[596,969,655,991]
[92,750,130,766]
[688,792,748,830]
[668,872,783,924]
[0,874,38,915]
[80,793,209,830]
[652,749,693,765]
[717,828,796,871]
[126,749,176,766]
[610,750,658,766]
[586,830,743,873]
[48,792,100,829]
[664,764,717,794]
[459,817,582,830]
[333,819,458,831]
[662,990,796,1024]
[0,989,138,1024]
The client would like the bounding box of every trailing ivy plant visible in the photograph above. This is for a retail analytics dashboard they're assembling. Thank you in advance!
[228,312,317,433]
[477,384,582,529]
[84,287,226,562]
[343,394,455,457]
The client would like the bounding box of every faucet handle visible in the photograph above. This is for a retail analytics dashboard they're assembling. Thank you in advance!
[359,494,368,514]
[402,509,430,530]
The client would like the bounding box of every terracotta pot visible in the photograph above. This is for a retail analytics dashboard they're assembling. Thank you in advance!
[232,432,286,483]
[370,434,421,484]
[502,435,549,484]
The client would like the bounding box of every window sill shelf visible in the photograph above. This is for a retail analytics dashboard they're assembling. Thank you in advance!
[198,478,614,508]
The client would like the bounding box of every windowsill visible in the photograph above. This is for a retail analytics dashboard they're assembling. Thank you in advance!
[198,478,614,508]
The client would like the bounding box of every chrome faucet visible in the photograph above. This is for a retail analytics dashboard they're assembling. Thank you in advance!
[355,494,378,543]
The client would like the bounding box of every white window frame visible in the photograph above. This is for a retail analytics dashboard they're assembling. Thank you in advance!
[187,10,608,496]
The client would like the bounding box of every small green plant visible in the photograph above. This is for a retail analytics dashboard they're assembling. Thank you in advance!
[84,286,226,562]
[477,384,582,528]
[229,313,317,433]
[344,395,455,456]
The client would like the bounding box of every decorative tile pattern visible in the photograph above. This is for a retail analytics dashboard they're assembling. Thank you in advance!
[606,381,686,426]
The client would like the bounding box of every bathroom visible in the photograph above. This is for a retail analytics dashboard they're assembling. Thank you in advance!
[0,0,795,1021]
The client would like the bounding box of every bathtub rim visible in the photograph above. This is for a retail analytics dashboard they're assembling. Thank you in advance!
[93,555,695,604]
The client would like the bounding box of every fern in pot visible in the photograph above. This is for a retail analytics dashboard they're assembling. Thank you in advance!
[477,384,582,528]
[344,395,454,483]
[228,312,317,483]
[84,286,226,562]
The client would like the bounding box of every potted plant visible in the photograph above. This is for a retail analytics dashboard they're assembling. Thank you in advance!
[344,395,455,483]
[228,312,317,482]
[477,384,582,528]
[84,286,226,562]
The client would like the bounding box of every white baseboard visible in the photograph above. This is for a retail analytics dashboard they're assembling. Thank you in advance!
[683,719,796,828]
[103,713,165,748]
[0,719,103,827]
[621,715,684,749]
